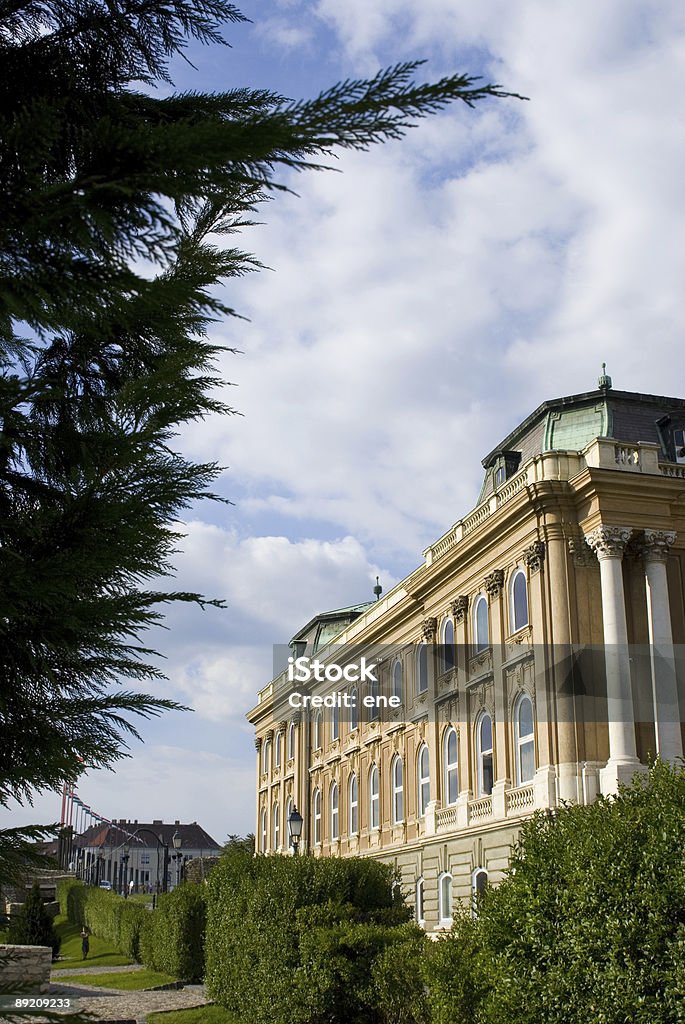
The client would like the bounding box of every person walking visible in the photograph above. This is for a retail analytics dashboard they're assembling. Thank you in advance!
[81,927,90,960]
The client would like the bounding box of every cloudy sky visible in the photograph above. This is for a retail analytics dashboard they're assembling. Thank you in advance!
[4,0,684,843]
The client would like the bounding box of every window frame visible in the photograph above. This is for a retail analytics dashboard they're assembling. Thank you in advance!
[262,738,271,774]
[369,763,380,830]
[474,595,489,652]
[416,643,428,694]
[515,693,535,785]
[272,802,280,851]
[477,711,494,797]
[260,808,267,853]
[349,773,359,835]
[350,688,359,732]
[330,781,339,841]
[391,755,404,824]
[285,797,293,847]
[415,876,425,925]
[287,722,295,761]
[442,617,455,673]
[417,743,430,817]
[331,703,340,742]
[313,788,321,846]
[443,726,459,806]
[510,568,529,633]
[274,731,281,768]
[313,710,323,750]
[438,871,453,926]
[392,660,403,702]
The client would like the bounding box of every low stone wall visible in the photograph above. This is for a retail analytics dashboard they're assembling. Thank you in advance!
[0,944,52,994]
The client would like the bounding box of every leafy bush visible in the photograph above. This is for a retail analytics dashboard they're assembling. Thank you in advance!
[8,882,61,958]
[424,760,685,1024]
[205,852,412,1024]
[57,878,146,962]
[140,883,205,982]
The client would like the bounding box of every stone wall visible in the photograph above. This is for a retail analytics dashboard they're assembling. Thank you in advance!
[0,945,52,994]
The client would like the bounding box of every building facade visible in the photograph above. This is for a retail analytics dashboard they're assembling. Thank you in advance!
[75,819,222,893]
[247,381,685,931]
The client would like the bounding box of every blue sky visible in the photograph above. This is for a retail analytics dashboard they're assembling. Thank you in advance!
[3,0,685,844]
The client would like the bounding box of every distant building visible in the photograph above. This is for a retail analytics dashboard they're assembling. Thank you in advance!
[75,819,221,892]
[248,377,685,931]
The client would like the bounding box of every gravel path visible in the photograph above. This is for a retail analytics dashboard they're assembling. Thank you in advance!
[51,963,144,977]
[28,979,211,1022]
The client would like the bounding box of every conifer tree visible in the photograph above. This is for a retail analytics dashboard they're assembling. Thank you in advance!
[7,882,61,959]
[0,1,522,875]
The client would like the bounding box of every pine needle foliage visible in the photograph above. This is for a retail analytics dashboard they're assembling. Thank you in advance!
[0,0,522,873]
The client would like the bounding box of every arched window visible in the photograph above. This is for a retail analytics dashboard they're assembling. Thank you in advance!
[285,797,293,847]
[474,596,489,652]
[369,764,379,830]
[273,803,280,851]
[262,739,271,774]
[515,695,535,784]
[444,727,459,805]
[477,713,494,796]
[417,644,428,694]
[392,756,404,824]
[274,731,281,768]
[368,679,380,722]
[417,744,430,817]
[260,809,267,853]
[287,722,295,760]
[392,661,403,702]
[313,789,321,846]
[439,872,453,926]
[349,774,358,834]
[350,689,359,732]
[330,782,339,840]
[510,569,529,632]
[415,877,425,924]
[442,618,455,672]
[313,711,323,750]
[331,703,339,742]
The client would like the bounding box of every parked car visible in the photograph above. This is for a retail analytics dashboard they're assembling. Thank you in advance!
[98,880,112,890]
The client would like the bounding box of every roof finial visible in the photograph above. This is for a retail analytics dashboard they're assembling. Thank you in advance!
[373,575,383,601]
[598,362,612,391]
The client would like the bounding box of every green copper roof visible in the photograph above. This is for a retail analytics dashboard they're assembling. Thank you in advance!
[542,400,609,451]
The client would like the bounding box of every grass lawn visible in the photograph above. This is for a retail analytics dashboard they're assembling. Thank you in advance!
[53,915,133,969]
[148,1008,241,1024]
[57,967,177,990]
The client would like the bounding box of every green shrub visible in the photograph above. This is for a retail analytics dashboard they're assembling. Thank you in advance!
[424,760,685,1024]
[57,878,146,962]
[8,882,61,959]
[119,900,149,961]
[140,883,205,981]
[205,852,411,1024]
[56,878,82,919]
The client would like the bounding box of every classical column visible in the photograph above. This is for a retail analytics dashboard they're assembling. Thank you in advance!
[545,524,578,803]
[254,737,262,854]
[584,526,642,793]
[642,530,682,762]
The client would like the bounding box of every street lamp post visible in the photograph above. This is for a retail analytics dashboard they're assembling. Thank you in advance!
[288,806,304,855]
[121,844,130,897]
[172,831,183,887]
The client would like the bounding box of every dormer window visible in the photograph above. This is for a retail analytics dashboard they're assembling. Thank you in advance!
[491,450,521,489]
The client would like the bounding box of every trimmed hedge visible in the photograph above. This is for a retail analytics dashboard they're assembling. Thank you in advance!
[139,883,206,982]
[205,851,418,1024]
[56,879,147,962]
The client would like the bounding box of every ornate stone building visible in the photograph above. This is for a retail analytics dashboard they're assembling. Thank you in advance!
[247,378,685,930]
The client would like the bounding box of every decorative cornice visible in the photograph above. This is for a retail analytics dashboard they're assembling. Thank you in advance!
[254,737,262,751]
[451,595,469,623]
[641,529,677,563]
[422,616,438,640]
[584,526,633,560]
[523,541,546,573]
[290,710,302,725]
[278,720,287,734]
[484,569,504,597]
